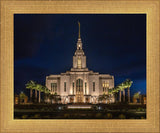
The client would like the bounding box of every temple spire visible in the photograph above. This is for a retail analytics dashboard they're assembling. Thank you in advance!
[78,21,80,38]
[76,21,83,50]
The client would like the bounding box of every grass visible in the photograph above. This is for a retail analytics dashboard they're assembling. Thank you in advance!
[14,103,146,119]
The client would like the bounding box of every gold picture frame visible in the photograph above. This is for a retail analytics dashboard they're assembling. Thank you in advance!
[0,0,159,132]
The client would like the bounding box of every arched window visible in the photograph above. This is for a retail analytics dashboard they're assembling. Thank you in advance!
[76,79,83,103]
[76,79,83,93]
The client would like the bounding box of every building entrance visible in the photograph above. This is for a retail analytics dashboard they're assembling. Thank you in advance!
[76,79,84,103]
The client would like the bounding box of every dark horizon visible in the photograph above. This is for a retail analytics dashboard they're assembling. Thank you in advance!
[14,14,146,97]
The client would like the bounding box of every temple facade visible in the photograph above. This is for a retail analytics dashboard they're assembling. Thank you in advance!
[46,23,115,104]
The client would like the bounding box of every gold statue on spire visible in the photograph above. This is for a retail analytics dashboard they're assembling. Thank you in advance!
[78,21,80,38]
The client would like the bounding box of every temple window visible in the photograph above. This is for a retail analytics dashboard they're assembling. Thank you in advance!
[51,83,57,92]
[64,82,66,92]
[73,82,74,94]
[77,58,81,68]
[102,81,109,92]
[93,82,95,92]
[76,79,83,93]
[85,82,87,94]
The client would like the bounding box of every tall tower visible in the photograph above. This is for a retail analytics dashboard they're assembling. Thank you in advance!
[72,22,87,69]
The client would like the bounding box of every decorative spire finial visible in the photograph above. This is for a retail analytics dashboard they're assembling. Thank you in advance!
[78,21,80,38]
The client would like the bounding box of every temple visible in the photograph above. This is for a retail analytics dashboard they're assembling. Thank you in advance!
[45,22,115,104]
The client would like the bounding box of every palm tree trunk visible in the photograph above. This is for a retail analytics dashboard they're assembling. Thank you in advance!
[35,90,37,102]
[128,87,130,103]
[39,91,41,103]
[119,91,121,102]
[30,89,32,102]
[35,90,37,98]
[123,89,125,102]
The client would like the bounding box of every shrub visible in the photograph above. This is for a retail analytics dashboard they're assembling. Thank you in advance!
[95,113,102,118]
[64,114,70,118]
[34,114,40,119]
[118,114,126,119]
[137,107,145,112]
[129,117,135,119]
[141,116,145,119]
[87,113,92,118]
[43,115,50,119]
[105,113,112,119]
[21,115,28,119]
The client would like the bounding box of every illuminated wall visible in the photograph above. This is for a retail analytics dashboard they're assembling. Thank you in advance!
[45,25,115,104]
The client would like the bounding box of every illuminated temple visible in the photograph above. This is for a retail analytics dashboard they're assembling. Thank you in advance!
[46,22,115,104]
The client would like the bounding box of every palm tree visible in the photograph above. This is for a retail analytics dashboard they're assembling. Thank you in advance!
[36,84,44,103]
[117,80,133,103]
[108,87,120,102]
[123,79,133,103]
[43,86,50,103]
[25,80,36,102]
[117,84,124,102]
[32,83,39,103]
[35,89,37,101]
[111,87,119,102]
[107,79,133,103]
[120,83,126,102]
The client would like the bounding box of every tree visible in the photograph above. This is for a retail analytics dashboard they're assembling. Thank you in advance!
[19,92,27,104]
[43,86,50,103]
[133,92,140,99]
[25,80,36,102]
[19,92,26,100]
[98,93,109,103]
[111,87,119,102]
[26,81,48,103]
[98,96,103,103]
[124,79,133,103]
[119,83,126,102]
[108,79,133,103]
[36,84,44,103]
[116,84,124,102]
[133,91,140,103]
[50,92,59,104]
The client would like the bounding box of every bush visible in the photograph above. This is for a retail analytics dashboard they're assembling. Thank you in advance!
[141,116,145,119]
[64,114,70,118]
[137,107,145,112]
[129,117,135,119]
[43,115,50,119]
[21,115,28,119]
[41,107,46,111]
[105,113,112,119]
[95,113,102,118]
[118,114,126,119]
[87,113,93,118]
[34,114,40,119]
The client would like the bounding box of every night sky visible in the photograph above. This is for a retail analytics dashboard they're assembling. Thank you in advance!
[14,14,146,97]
